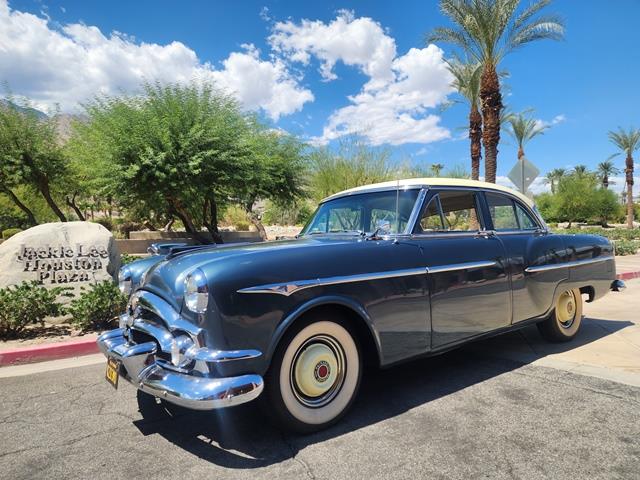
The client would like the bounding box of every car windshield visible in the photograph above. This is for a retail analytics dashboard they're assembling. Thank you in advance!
[301,189,421,236]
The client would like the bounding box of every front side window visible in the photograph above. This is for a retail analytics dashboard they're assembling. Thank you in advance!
[416,190,482,233]
[302,189,421,235]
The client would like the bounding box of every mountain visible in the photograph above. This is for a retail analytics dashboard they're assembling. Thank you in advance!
[0,99,48,120]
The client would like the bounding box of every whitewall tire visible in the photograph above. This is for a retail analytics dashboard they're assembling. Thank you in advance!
[265,316,362,433]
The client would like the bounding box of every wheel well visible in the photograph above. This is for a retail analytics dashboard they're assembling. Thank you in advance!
[579,285,595,302]
[296,304,380,368]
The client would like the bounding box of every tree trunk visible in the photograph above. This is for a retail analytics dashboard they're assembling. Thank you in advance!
[38,180,67,222]
[625,153,634,229]
[65,193,86,221]
[171,198,211,244]
[603,174,609,189]
[469,105,482,181]
[2,187,37,226]
[480,62,502,184]
[517,147,525,160]
[163,218,175,232]
[202,194,224,244]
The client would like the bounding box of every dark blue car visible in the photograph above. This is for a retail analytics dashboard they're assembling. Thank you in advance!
[98,178,623,432]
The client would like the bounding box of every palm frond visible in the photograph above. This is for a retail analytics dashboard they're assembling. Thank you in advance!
[608,127,640,154]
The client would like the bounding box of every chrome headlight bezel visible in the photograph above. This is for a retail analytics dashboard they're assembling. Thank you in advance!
[118,266,132,296]
[184,268,209,314]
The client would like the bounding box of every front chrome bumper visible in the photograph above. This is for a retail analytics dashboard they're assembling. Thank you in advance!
[96,290,264,410]
[97,328,264,410]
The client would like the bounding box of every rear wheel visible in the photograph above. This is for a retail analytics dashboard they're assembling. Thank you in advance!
[264,316,362,433]
[537,288,583,342]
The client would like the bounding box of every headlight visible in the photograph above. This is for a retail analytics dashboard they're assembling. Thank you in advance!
[184,268,209,313]
[118,266,132,296]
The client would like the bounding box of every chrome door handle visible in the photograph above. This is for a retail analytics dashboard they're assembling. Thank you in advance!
[476,230,496,239]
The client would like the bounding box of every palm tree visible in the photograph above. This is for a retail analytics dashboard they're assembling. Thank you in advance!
[609,127,640,228]
[544,167,565,194]
[572,165,590,178]
[505,110,548,159]
[597,155,620,189]
[430,163,445,177]
[428,0,564,184]
[446,59,482,180]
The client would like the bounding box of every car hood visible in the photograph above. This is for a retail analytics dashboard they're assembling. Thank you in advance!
[140,236,362,306]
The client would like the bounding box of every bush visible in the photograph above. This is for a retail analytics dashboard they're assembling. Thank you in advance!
[67,281,127,331]
[0,282,69,339]
[120,253,138,266]
[263,200,315,226]
[221,204,251,231]
[2,228,22,239]
[93,218,113,231]
[613,240,640,256]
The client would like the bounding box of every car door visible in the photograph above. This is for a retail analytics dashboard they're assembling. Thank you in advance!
[484,191,567,323]
[412,189,511,348]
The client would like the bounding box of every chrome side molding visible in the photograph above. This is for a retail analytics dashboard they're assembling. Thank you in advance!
[238,260,499,296]
[426,260,497,274]
[525,255,613,274]
[238,268,427,296]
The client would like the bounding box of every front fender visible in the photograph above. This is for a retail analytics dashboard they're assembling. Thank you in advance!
[265,294,383,368]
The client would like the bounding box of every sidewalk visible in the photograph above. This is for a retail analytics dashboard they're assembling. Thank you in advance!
[615,253,640,280]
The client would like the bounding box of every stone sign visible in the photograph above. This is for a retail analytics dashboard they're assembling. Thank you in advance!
[0,222,120,300]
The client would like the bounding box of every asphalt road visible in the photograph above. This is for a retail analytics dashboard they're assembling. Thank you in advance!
[2,283,640,480]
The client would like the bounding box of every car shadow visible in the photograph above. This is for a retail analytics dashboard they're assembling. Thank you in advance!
[132,316,634,469]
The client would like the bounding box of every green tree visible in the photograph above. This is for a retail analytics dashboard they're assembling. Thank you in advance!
[572,164,591,178]
[71,82,255,243]
[608,127,640,228]
[446,59,482,179]
[596,156,620,189]
[554,174,597,226]
[232,127,307,239]
[0,98,69,222]
[505,110,547,160]
[592,188,622,227]
[428,0,564,184]
[308,137,394,201]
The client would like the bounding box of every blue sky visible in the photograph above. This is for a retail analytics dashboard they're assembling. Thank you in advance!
[2,0,640,192]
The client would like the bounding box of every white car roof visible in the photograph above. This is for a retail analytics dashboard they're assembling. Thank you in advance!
[322,177,535,208]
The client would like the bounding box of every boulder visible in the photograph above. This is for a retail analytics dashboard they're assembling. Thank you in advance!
[0,222,120,302]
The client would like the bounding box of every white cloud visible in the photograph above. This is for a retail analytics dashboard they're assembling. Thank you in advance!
[271,11,453,146]
[270,10,396,90]
[0,1,312,119]
[534,113,566,130]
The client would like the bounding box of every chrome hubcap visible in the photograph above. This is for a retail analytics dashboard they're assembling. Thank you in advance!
[291,335,346,408]
[556,290,577,328]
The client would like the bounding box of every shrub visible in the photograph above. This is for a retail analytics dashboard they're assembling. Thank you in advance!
[2,228,23,239]
[221,204,251,230]
[93,218,113,231]
[67,281,127,331]
[0,282,69,340]
[613,240,639,256]
[120,253,138,266]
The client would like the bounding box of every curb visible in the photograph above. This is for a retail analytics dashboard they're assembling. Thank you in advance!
[617,271,640,281]
[0,336,99,366]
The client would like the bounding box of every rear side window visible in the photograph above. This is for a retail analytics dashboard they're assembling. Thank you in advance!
[416,190,482,233]
[486,192,538,231]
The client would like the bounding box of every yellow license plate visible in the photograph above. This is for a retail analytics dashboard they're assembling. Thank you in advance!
[105,358,120,389]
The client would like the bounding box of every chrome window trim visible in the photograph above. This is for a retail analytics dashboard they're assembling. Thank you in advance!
[404,188,428,235]
[524,255,613,273]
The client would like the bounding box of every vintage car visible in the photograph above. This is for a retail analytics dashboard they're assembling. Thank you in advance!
[98,178,625,432]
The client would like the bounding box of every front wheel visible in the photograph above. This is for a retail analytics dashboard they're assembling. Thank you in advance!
[264,316,362,433]
[537,288,583,342]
